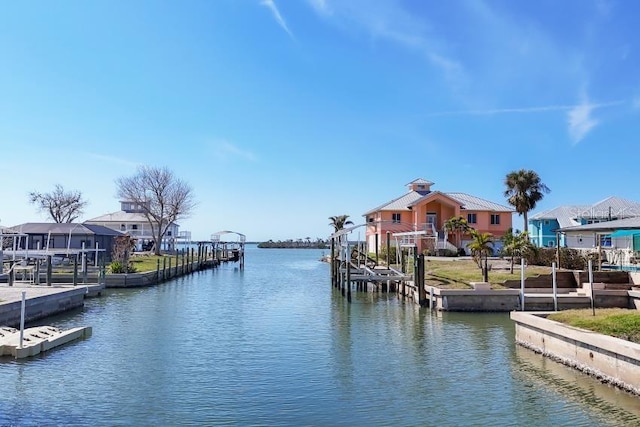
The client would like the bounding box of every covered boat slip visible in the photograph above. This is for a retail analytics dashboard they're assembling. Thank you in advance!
[211,230,246,269]
[330,224,423,301]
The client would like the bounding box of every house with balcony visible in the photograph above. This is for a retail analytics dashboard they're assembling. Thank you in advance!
[364,179,514,254]
[84,200,180,252]
[529,197,640,248]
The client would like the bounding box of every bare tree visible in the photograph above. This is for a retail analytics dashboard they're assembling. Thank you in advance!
[29,184,87,223]
[115,166,196,255]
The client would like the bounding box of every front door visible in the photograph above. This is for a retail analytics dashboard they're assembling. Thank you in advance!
[426,212,437,233]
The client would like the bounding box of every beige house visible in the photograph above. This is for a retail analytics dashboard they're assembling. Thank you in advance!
[84,200,180,252]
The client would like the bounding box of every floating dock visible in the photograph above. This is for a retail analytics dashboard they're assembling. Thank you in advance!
[0,325,91,359]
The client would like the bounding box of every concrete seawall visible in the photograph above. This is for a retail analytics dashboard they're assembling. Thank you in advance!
[511,311,640,396]
[0,286,91,327]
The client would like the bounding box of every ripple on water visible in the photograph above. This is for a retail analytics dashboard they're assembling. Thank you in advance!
[0,247,639,426]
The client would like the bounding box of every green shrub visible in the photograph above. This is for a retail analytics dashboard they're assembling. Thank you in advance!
[524,247,595,270]
[109,261,138,274]
[379,244,398,264]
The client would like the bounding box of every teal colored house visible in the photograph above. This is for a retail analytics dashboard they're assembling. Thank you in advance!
[529,197,640,248]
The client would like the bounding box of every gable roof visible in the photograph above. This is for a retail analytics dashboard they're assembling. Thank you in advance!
[530,196,640,229]
[446,193,514,212]
[8,223,124,236]
[363,190,513,215]
[530,205,588,229]
[577,196,640,219]
[406,178,434,186]
[363,191,422,215]
[85,211,179,227]
[408,191,464,209]
[559,216,640,233]
[85,211,150,222]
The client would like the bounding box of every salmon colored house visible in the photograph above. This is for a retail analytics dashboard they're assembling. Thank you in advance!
[364,179,514,254]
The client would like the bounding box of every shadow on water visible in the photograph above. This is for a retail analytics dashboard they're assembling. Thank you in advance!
[512,345,640,426]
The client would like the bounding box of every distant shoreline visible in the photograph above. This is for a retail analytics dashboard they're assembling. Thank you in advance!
[257,242,328,249]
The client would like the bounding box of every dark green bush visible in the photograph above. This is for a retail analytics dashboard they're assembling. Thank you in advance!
[525,247,594,270]
[109,261,138,274]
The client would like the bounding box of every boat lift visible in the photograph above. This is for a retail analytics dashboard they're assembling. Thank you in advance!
[211,230,246,270]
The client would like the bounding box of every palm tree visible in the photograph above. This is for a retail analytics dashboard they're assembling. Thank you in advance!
[504,169,550,237]
[467,230,494,282]
[329,215,354,232]
[502,229,532,274]
[444,215,471,248]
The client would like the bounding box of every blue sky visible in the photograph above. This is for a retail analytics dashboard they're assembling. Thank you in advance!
[1,0,639,241]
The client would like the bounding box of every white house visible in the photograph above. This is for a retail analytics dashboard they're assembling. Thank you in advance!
[84,200,180,252]
[559,217,640,266]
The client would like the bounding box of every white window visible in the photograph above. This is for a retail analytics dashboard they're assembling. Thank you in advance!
[490,214,500,225]
[467,213,477,224]
[392,213,401,223]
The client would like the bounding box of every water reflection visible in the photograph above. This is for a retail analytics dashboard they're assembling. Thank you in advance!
[1,247,639,426]
[513,346,640,426]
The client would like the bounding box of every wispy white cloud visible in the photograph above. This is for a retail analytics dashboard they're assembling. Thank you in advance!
[424,98,622,145]
[568,102,598,144]
[307,0,330,15]
[211,141,257,162]
[260,0,295,40]
[426,100,623,117]
[306,0,465,89]
[567,97,624,144]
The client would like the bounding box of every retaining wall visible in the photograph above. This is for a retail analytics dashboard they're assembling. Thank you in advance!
[0,287,86,327]
[511,311,640,396]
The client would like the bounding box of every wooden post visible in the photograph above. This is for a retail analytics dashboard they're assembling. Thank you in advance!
[386,232,391,267]
[417,252,426,305]
[156,258,160,283]
[375,233,379,265]
[175,251,179,276]
[46,256,52,286]
[346,246,352,303]
[182,250,185,273]
[330,238,335,287]
[35,260,41,285]
[73,255,78,286]
[82,244,88,285]
[168,257,172,279]
[8,261,14,287]
[163,257,167,281]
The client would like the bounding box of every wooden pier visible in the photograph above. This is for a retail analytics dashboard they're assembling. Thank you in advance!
[329,225,427,304]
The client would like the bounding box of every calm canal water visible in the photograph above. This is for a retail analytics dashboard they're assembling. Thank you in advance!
[1,246,640,426]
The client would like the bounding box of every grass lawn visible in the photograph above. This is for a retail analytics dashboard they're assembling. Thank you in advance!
[547,308,640,344]
[127,255,180,273]
[423,258,552,289]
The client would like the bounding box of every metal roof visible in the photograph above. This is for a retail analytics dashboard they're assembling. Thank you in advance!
[530,205,588,229]
[363,190,513,215]
[405,178,434,186]
[577,196,640,219]
[363,191,423,215]
[8,223,123,236]
[559,216,640,233]
[446,192,514,212]
[531,196,640,230]
[85,211,150,222]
